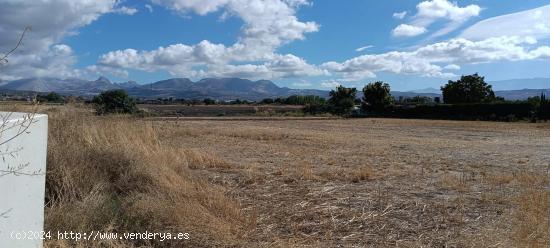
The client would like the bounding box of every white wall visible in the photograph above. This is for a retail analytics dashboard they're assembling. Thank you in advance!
[0,112,48,248]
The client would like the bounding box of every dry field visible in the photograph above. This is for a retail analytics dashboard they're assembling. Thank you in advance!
[155,118,550,247]
[2,104,549,247]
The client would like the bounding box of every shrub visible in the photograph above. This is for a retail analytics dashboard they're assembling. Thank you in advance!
[92,89,138,115]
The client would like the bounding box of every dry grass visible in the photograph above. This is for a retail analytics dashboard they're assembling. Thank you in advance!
[36,107,250,247]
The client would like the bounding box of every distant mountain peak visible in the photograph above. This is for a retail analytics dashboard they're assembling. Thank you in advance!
[95,76,112,84]
[117,81,139,88]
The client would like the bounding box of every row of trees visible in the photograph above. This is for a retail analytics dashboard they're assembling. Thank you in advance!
[261,95,326,105]
[317,73,549,120]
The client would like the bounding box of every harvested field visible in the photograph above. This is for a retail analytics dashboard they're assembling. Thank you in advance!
[154,118,550,247]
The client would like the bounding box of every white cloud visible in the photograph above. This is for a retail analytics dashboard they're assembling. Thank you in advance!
[145,4,154,13]
[393,0,481,38]
[393,11,407,19]
[392,24,427,37]
[284,0,312,8]
[99,45,325,80]
[320,80,341,88]
[0,0,117,79]
[113,6,138,15]
[415,0,481,25]
[1,44,78,80]
[322,36,550,81]
[99,0,321,80]
[355,45,373,52]
[292,80,312,87]
[444,64,460,70]
[461,5,550,41]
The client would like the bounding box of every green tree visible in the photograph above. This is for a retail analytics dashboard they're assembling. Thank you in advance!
[261,98,274,104]
[539,93,550,120]
[441,74,495,104]
[404,96,432,105]
[92,89,138,115]
[328,85,357,115]
[203,98,216,105]
[37,92,65,103]
[361,81,393,112]
[527,96,541,107]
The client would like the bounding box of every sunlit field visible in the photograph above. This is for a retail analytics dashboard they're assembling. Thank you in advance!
[3,104,549,247]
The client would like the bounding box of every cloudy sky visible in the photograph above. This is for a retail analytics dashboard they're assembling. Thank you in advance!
[1,0,550,90]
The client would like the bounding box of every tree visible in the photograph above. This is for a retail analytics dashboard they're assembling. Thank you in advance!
[280,95,326,105]
[404,96,432,105]
[441,73,495,104]
[37,92,65,103]
[361,81,393,112]
[0,27,31,66]
[539,93,550,120]
[1,27,40,222]
[328,85,357,115]
[261,98,274,104]
[203,98,216,105]
[92,89,138,115]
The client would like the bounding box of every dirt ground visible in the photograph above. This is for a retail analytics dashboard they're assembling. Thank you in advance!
[155,118,550,247]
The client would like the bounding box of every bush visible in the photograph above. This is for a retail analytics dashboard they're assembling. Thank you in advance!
[92,89,138,115]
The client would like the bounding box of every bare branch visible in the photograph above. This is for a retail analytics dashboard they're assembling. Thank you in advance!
[0,26,31,65]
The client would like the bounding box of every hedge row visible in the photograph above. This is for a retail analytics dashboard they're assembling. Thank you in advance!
[381,102,536,121]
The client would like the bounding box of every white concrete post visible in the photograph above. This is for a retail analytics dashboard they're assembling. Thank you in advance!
[0,112,48,248]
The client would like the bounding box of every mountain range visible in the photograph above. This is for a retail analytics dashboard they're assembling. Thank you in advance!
[0,77,327,100]
[0,77,548,101]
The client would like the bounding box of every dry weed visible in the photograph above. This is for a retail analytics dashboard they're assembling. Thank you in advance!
[43,111,248,247]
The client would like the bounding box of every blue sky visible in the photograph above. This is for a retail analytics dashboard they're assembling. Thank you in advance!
[1,0,550,91]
